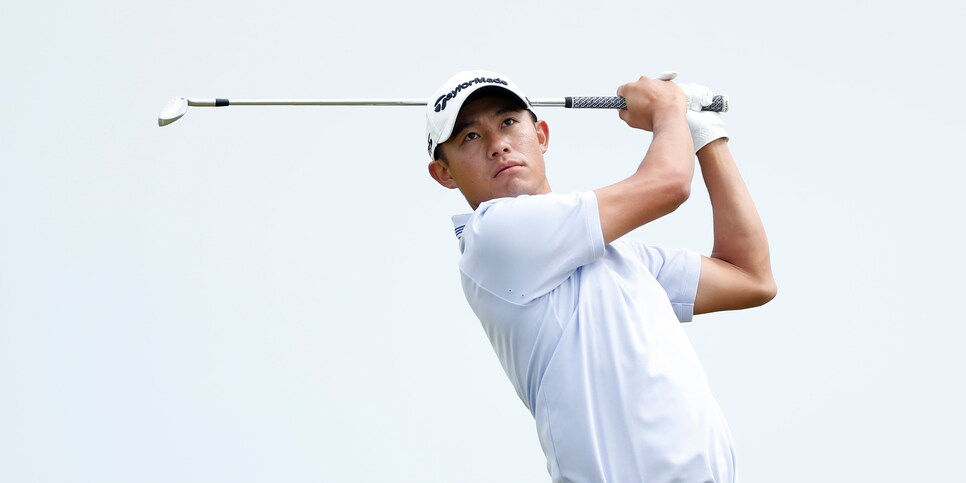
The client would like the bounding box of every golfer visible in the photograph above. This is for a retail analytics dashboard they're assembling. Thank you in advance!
[426,70,775,483]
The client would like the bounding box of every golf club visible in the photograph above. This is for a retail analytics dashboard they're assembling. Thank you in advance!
[157,95,728,127]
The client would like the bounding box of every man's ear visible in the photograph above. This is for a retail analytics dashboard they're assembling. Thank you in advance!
[428,159,458,189]
[536,119,550,154]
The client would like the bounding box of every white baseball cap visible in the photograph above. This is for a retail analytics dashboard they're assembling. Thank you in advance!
[425,70,533,160]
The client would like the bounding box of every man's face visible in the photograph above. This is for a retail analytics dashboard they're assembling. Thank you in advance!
[429,95,551,209]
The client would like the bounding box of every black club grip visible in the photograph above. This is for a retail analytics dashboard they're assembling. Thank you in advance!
[565,95,728,112]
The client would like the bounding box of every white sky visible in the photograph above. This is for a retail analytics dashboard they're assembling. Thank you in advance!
[1,1,963,481]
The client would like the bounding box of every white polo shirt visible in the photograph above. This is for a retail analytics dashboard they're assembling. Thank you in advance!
[452,192,738,483]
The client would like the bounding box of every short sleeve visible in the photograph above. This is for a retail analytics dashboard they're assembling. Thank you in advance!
[459,192,606,304]
[628,243,702,322]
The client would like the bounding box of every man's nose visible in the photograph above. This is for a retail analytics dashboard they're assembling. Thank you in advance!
[488,134,511,159]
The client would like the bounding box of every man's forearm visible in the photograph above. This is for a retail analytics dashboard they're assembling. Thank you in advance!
[596,77,695,245]
[698,140,774,286]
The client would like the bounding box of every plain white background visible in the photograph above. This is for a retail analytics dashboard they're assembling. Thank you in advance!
[1,1,963,481]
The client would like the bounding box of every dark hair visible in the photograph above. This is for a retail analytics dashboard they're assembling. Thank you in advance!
[433,88,538,162]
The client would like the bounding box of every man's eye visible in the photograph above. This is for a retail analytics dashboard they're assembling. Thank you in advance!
[503,118,517,126]
[464,132,480,141]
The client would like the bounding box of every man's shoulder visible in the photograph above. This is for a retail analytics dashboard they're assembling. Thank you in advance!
[471,192,594,223]
[457,192,596,246]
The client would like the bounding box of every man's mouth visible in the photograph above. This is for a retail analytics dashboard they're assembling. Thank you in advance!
[494,163,523,178]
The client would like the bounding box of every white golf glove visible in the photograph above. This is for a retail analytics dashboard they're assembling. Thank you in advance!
[657,72,729,152]
[680,82,728,152]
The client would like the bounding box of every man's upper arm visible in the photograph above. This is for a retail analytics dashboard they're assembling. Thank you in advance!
[630,242,701,322]
[594,173,690,245]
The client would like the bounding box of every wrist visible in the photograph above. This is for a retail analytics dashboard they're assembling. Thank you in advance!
[692,128,728,153]
[651,108,687,133]
[696,138,729,157]
[686,110,728,153]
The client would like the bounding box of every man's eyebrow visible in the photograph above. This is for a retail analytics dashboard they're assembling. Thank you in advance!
[495,106,521,116]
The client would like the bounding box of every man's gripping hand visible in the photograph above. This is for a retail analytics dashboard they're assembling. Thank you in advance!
[679,82,729,153]
[616,76,687,132]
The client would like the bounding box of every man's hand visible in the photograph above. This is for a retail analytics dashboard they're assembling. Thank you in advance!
[680,82,729,153]
[616,76,687,132]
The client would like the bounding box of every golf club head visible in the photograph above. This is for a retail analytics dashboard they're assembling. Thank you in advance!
[158,97,188,127]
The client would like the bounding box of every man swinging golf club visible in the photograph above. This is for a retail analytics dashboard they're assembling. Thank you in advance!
[426,70,775,483]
